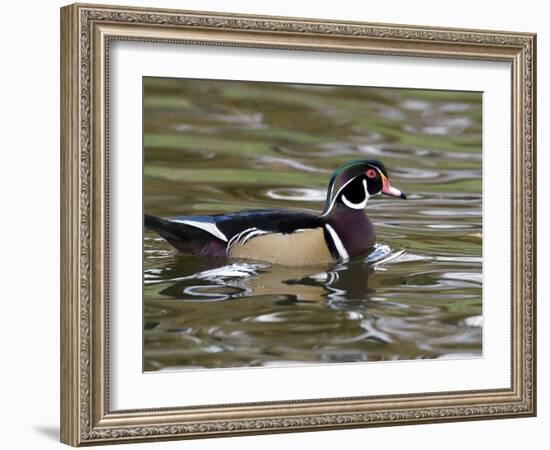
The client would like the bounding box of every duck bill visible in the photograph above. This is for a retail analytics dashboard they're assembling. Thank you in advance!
[381,175,406,199]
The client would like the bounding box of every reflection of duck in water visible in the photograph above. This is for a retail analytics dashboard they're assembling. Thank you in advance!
[145,160,405,266]
[158,258,376,303]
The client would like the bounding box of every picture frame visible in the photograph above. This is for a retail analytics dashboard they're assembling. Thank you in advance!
[60,2,536,446]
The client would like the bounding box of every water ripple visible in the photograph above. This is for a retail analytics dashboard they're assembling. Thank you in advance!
[265,187,326,202]
[143,78,483,370]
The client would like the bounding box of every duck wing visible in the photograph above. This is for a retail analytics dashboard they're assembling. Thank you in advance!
[145,209,323,257]
[207,209,323,238]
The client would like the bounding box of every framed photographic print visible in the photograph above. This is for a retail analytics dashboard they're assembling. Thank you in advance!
[60,3,536,446]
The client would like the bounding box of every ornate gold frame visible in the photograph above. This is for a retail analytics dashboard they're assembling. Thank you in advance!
[60,3,536,446]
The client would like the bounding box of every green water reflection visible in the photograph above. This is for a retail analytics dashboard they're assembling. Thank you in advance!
[143,77,482,371]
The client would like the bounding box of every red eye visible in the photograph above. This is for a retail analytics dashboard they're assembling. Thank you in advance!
[366,168,377,179]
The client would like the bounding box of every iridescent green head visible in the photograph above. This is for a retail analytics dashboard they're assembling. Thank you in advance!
[322,160,406,215]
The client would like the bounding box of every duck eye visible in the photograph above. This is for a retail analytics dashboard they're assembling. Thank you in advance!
[366,168,377,179]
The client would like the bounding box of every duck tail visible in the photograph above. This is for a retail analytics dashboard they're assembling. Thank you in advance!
[144,214,226,257]
[144,214,172,237]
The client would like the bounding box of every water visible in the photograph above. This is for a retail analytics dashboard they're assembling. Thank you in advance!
[143,77,482,371]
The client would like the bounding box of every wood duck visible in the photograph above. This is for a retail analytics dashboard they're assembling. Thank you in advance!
[145,160,406,266]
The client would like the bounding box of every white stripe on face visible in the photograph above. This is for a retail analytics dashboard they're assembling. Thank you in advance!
[341,179,369,210]
[321,176,357,216]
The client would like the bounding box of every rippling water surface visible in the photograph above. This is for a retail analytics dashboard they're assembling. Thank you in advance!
[143,78,482,371]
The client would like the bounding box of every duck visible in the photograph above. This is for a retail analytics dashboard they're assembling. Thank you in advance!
[144,160,406,266]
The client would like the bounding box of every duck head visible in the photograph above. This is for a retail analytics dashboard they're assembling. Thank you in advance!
[322,160,406,215]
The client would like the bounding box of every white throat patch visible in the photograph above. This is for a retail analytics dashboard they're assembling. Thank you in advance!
[341,179,369,210]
